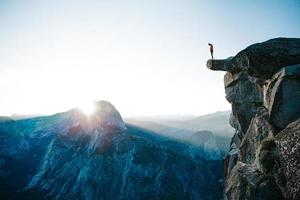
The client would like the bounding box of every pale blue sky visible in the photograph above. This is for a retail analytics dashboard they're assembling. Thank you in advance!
[0,0,299,116]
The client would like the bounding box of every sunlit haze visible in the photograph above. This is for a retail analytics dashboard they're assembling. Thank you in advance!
[0,0,299,117]
[79,101,96,116]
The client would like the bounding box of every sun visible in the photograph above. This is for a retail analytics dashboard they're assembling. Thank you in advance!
[79,102,96,115]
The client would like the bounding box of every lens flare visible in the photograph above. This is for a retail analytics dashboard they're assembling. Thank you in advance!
[79,102,95,115]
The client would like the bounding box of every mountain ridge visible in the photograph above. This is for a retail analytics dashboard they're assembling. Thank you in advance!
[0,100,223,200]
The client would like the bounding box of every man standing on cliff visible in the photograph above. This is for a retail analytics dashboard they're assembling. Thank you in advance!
[208,43,214,59]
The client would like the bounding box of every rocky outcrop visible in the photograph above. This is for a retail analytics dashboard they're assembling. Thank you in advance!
[207,38,300,79]
[207,37,300,200]
[93,100,127,131]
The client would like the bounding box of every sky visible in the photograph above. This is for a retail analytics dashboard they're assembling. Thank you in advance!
[0,0,299,117]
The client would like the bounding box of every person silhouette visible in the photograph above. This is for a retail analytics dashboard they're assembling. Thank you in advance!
[208,43,214,59]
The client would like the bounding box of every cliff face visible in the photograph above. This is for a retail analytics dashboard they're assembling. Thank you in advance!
[207,38,300,200]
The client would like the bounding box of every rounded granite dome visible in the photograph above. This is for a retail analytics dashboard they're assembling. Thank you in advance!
[93,100,126,131]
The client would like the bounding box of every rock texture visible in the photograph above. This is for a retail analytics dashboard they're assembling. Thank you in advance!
[276,119,300,200]
[207,37,300,200]
[264,64,300,131]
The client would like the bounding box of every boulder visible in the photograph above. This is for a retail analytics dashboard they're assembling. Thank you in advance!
[224,71,263,135]
[256,138,281,174]
[224,162,283,200]
[264,64,300,131]
[224,72,263,103]
[239,107,272,164]
[233,38,300,79]
[232,103,260,134]
[276,119,300,200]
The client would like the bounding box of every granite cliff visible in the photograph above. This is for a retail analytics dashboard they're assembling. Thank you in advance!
[207,38,300,200]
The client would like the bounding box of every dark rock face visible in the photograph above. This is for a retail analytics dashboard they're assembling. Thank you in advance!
[225,162,284,200]
[239,107,271,164]
[276,119,300,200]
[207,38,300,200]
[0,101,223,200]
[265,64,300,131]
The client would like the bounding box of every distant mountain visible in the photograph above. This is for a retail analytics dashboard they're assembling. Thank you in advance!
[125,111,233,157]
[158,111,234,137]
[126,111,234,138]
[130,114,197,121]
[125,118,193,138]
[0,101,223,200]
[188,131,221,160]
